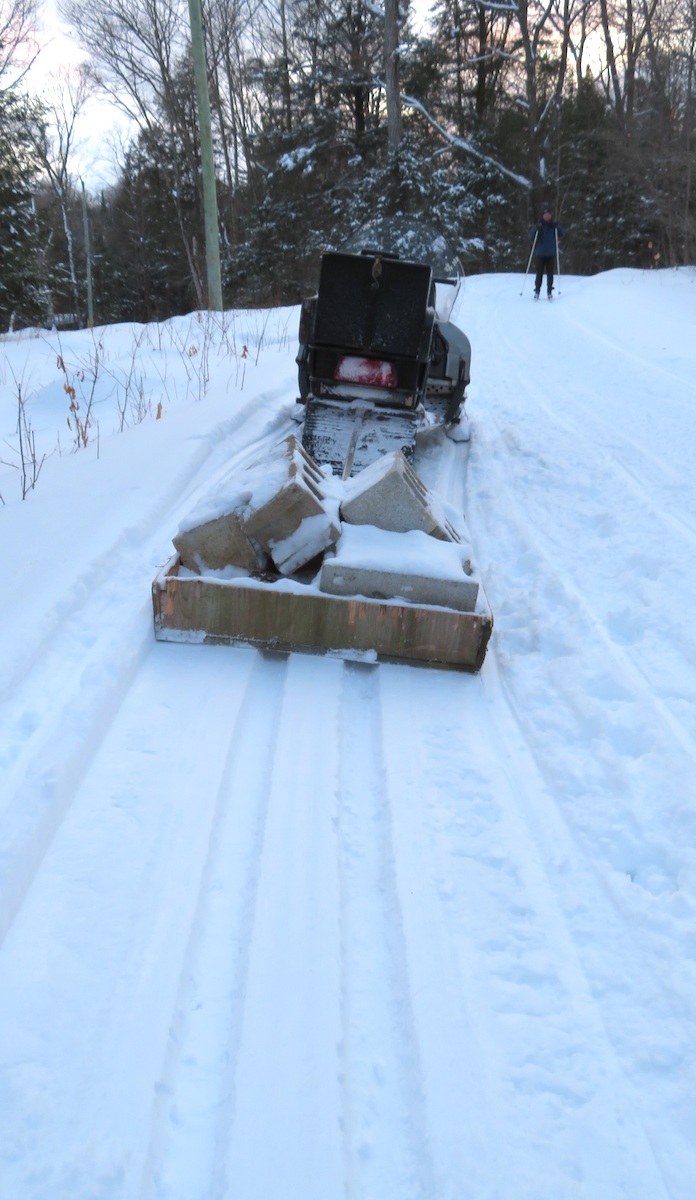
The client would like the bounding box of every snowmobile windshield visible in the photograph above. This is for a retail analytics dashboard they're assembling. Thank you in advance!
[433,278,460,322]
[340,217,464,308]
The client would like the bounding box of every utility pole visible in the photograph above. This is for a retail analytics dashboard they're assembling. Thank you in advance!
[187,0,223,311]
[80,179,94,328]
[384,0,403,156]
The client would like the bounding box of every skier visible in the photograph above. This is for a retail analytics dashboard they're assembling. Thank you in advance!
[529,206,566,300]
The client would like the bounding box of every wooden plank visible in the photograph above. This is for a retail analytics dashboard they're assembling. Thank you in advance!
[152,557,493,672]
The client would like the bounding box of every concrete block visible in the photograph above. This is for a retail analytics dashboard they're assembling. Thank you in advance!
[242,435,340,574]
[340,450,460,542]
[174,510,264,574]
[319,525,479,612]
[320,559,478,612]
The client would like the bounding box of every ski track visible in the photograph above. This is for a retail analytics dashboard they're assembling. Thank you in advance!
[377,663,686,1199]
[1,637,687,1199]
[337,662,436,1200]
[0,647,261,1197]
[215,651,346,1200]
[489,299,696,543]
[134,650,354,1200]
[467,393,696,745]
[0,388,294,708]
[560,303,696,401]
[138,649,292,1200]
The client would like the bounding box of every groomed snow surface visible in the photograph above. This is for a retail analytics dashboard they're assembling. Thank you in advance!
[1,270,696,1199]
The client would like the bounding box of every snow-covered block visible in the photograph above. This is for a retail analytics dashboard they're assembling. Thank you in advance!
[340,450,460,542]
[319,524,479,612]
[265,513,340,576]
[241,435,340,575]
[174,509,264,574]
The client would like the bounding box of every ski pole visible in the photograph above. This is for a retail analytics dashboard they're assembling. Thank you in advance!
[520,231,538,295]
[555,227,561,297]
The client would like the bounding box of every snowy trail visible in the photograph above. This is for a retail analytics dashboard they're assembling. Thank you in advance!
[459,276,696,1196]
[1,640,677,1200]
[464,275,696,766]
[2,275,696,1199]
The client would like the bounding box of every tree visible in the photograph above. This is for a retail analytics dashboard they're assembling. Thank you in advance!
[0,90,48,327]
[61,0,211,304]
[29,66,93,325]
[0,0,40,87]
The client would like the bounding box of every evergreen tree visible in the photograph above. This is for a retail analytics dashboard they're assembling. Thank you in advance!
[0,91,49,328]
[94,130,203,323]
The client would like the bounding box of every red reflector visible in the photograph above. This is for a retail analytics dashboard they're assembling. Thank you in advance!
[333,356,397,389]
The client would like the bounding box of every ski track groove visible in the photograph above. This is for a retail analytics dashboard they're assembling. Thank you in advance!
[138,651,350,1200]
[0,617,155,950]
[515,367,696,550]
[336,661,437,1200]
[560,304,696,399]
[462,385,696,957]
[136,650,290,1200]
[439,289,696,1196]
[215,651,346,1200]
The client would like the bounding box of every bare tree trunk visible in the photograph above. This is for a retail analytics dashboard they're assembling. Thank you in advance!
[516,0,542,187]
[475,2,487,125]
[598,0,625,118]
[279,0,293,133]
[29,66,92,324]
[384,0,401,153]
[61,0,210,303]
[685,12,696,260]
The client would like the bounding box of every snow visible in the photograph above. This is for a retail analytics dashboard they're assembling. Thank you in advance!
[175,446,295,536]
[2,267,696,1199]
[330,523,474,582]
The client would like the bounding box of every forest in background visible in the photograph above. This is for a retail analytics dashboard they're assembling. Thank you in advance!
[1,0,694,328]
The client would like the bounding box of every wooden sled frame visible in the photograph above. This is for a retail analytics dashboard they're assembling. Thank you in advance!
[152,556,493,672]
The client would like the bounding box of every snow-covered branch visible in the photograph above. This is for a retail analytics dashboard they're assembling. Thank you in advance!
[402,92,532,188]
[474,1,518,12]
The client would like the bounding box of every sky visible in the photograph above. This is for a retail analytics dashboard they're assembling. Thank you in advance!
[30,0,131,188]
[1,266,696,1197]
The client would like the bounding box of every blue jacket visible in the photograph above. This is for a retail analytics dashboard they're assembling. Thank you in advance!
[530,220,565,256]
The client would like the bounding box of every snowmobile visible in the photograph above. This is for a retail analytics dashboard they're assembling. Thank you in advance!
[152,224,492,671]
[296,220,471,477]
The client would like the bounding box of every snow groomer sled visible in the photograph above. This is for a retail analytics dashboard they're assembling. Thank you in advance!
[153,224,492,671]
